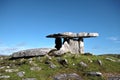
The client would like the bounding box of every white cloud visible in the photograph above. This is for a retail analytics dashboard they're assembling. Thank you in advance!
[0,42,28,55]
[108,37,120,43]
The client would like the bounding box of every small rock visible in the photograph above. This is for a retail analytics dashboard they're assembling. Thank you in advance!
[29,61,37,66]
[5,69,18,72]
[30,67,41,71]
[6,66,10,69]
[0,66,5,69]
[79,61,88,67]
[117,59,120,62]
[108,77,120,80]
[58,58,68,67]
[0,75,10,79]
[88,58,93,63]
[86,72,102,76]
[17,71,25,77]
[73,63,75,66]
[106,58,116,62]
[54,73,83,80]
[0,57,3,60]
[97,59,102,66]
[46,54,52,60]
[22,78,37,80]
[49,62,56,69]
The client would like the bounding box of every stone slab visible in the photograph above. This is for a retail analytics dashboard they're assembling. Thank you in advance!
[46,32,99,38]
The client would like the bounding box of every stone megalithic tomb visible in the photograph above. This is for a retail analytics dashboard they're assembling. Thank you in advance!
[46,32,99,54]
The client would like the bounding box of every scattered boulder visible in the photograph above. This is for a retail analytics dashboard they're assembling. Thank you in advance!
[58,58,68,67]
[22,78,37,80]
[79,61,88,67]
[44,60,56,68]
[0,66,5,69]
[0,75,10,79]
[11,48,53,59]
[108,77,120,80]
[88,58,93,63]
[85,72,102,76]
[30,66,41,71]
[97,59,102,66]
[17,71,25,77]
[106,58,116,62]
[49,62,56,69]
[29,61,38,66]
[45,54,52,60]
[5,69,18,72]
[53,73,83,80]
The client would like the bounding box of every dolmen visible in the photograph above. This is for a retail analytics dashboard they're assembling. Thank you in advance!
[11,32,99,59]
[46,32,99,54]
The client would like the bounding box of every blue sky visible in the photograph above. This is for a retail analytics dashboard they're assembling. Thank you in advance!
[0,0,120,55]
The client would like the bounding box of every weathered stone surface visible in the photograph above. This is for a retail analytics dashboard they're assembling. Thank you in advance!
[49,62,56,69]
[58,58,68,67]
[17,71,25,77]
[46,32,99,38]
[53,73,83,80]
[108,77,120,80]
[97,59,102,66]
[5,69,18,72]
[46,32,77,38]
[79,61,88,67]
[77,32,99,38]
[86,72,102,76]
[22,78,37,80]
[60,41,71,53]
[48,49,66,56]
[30,66,41,71]
[0,75,10,79]
[11,48,52,58]
[106,58,116,62]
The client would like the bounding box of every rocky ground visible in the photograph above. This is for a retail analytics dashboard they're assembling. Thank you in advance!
[0,53,120,80]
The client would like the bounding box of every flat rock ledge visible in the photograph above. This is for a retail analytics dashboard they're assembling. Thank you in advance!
[46,32,99,38]
[10,48,53,59]
[53,73,83,80]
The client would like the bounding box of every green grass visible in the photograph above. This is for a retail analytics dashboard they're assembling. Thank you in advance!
[0,53,120,80]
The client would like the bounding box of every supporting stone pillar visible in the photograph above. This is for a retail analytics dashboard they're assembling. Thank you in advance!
[78,38,84,54]
[69,38,79,54]
[55,38,62,50]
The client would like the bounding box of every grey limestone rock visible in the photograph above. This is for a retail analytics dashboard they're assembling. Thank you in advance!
[106,58,116,62]
[17,71,25,77]
[0,75,10,79]
[5,69,18,72]
[86,72,102,76]
[11,48,52,58]
[97,59,102,66]
[79,61,88,67]
[22,78,37,80]
[30,66,41,71]
[54,73,83,80]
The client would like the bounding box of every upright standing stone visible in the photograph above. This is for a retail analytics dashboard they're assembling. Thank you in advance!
[78,38,84,54]
[69,39,79,54]
[55,38,62,50]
